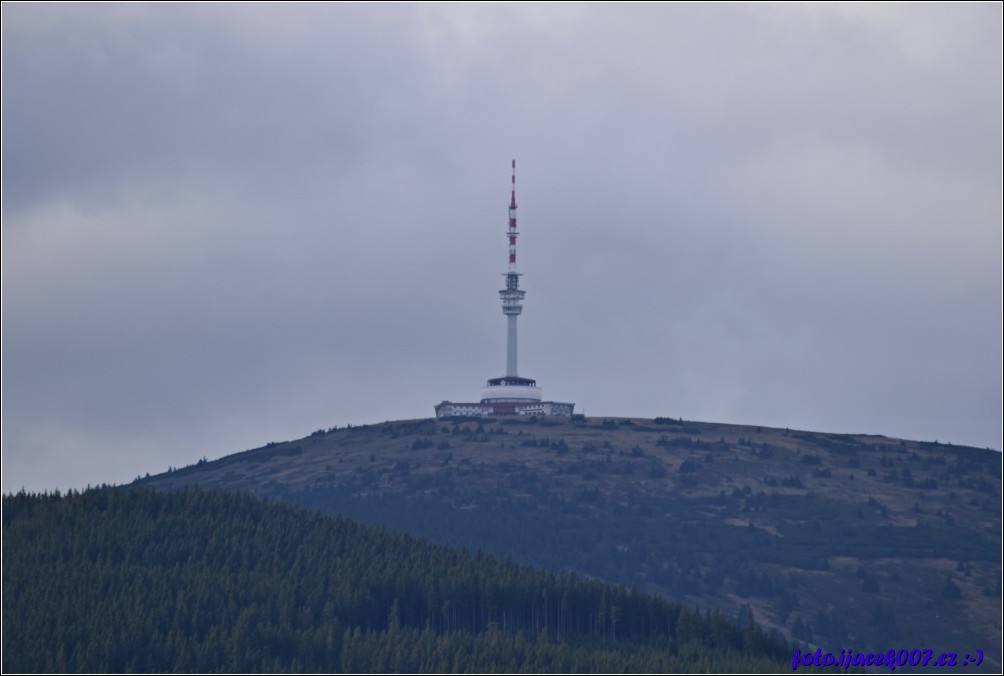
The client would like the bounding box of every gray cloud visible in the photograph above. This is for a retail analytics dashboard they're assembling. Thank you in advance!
[2,3,1000,492]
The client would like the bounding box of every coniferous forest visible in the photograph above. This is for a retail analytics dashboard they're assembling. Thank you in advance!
[3,487,796,673]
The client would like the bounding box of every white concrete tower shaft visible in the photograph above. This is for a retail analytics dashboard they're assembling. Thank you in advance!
[499,159,525,377]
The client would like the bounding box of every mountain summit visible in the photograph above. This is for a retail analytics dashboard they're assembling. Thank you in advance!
[136,415,1002,670]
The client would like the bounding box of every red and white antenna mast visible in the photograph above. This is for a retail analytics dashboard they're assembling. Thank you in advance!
[508,159,518,270]
[499,159,526,377]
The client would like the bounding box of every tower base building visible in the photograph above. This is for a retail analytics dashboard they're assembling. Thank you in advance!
[435,161,574,419]
[436,377,574,418]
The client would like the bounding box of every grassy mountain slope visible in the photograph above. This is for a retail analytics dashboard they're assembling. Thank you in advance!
[135,415,1002,670]
[3,487,794,673]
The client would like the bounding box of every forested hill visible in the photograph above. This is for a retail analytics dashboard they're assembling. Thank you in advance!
[134,416,1002,669]
[3,487,795,673]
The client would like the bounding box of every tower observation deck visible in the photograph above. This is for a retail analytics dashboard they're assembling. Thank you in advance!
[435,160,574,419]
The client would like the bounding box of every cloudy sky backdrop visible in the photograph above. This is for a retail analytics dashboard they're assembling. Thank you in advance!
[3,3,1001,493]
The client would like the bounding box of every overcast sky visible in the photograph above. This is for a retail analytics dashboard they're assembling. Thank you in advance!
[3,3,1001,493]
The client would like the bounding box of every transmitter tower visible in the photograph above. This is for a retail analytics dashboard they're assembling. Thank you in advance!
[500,160,525,378]
[435,160,574,418]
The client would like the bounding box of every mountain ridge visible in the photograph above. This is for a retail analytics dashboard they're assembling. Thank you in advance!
[135,414,1002,670]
